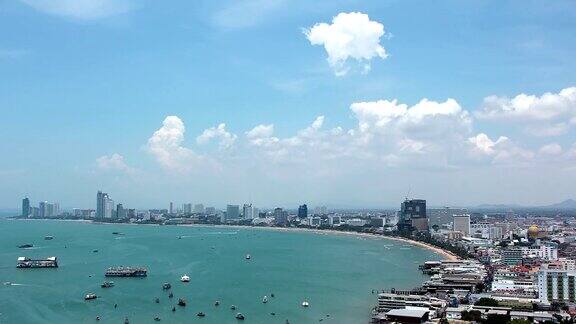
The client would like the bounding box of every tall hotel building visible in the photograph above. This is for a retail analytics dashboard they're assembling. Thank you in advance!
[538,269,576,304]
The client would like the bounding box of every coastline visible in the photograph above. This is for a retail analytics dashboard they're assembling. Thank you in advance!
[214,225,459,261]
[7,217,459,261]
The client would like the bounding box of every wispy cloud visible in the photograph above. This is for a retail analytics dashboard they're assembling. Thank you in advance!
[212,0,286,29]
[19,0,133,20]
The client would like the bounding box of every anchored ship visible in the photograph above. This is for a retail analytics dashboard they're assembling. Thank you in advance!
[105,266,147,277]
[16,256,58,268]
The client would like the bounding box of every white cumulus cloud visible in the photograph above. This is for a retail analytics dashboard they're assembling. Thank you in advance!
[147,116,203,172]
[95,153,133,173]
[304,12,388,76]
[196,123,237,149]
[476,86,576,136]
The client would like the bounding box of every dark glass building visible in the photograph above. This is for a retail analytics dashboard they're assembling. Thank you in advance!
[22,197,30,217]
[398,199,428,233]
[298,204,308,219]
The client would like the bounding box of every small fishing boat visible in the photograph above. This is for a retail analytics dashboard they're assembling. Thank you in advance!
[180,274,190,282]
[155,297,160,304]
[101,281,114,288]
[262,295,268,303]
[235,313,245,320]
[178,298,186,306]
[44,236,54,240]
[18,244,33,249]
[171,306,176,312]
[93,249,99,253]
[214,300,220,306]
[301,301,309,307]
[271,293,275,298]
[245,254,251,260]
[85,293,97,300]
[230,305,236,310]
[197,312,206,317]
[124,317,129,324]
[168,292,174,299]
[162,283,171,290]
[154,316,161,321]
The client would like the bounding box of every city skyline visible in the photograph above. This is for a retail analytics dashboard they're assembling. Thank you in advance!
[2,1,576,208]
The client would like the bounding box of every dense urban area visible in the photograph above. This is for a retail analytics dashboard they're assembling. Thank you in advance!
[13,192,576,324]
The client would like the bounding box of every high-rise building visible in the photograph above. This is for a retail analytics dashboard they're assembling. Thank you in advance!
[39,201,47,218]
[116,204,126,219]
[205,207,216,215]
[22,197,30,217]
[298,204,308,219]
[273,207,288,226]
[169,202,174,214]
[453,214,470,236]
[398,199,427,232]
[96,191,107,218]
[104,198,114,218]
[243,204,254,219]
[538,269,576,304]
[194,204,205,214]
[226,205,240,220]
[182,203,192,214]
[502,247,523,266]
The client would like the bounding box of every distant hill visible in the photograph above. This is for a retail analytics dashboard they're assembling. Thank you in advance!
[541,199,576,210]
[475,203,523,209]
[474,199,576,210]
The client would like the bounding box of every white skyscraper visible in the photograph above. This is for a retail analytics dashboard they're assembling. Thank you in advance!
[453,214,470,236]
[243,204,254,219]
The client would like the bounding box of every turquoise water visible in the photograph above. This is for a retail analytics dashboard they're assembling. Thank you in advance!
[0,219,439,323]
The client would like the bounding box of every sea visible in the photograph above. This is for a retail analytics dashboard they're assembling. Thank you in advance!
[0,219,440,323]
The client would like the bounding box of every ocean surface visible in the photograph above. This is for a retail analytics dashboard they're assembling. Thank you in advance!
[0,219,440,323]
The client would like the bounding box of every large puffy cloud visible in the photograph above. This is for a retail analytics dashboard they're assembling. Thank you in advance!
[476,87,576,136]
[304,12,388,76]
[467,133,534,164]
[20,0,133,20]
[147,116,203,172]
[196,123,237,149]
[96,153,133,173]
[350,98,472,162]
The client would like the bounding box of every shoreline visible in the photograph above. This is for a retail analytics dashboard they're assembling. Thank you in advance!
[7,217,459,261]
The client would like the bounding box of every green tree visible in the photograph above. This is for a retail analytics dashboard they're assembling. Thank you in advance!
[474,297,499,307]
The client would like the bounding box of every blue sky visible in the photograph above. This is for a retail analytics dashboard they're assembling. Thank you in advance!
[1,0,575,210]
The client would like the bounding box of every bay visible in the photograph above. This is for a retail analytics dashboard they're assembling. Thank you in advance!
[0,219,440,323]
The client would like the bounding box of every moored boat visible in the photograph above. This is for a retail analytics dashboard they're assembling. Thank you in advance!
[101,281,114,288]
[235,313,245,320]
[85,293,97,300]
[180,274,190,282]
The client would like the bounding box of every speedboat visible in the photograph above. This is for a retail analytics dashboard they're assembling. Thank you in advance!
[85,293,97,300]
[162,283,171,290]
[235,313,245,320]
[178,298,186,306]
[101,281,114,288]
[180,275,190,282]
[230,305,236,310]
[197,312,206,317]
[18,244,33,249]
[214,300,220,306]
[262,296,268,303]
[44,236,54,240]
[301,301,309,307]
[245,254,251,260]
